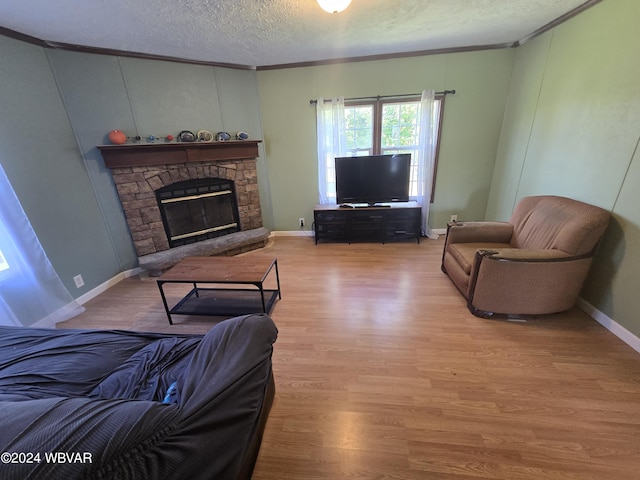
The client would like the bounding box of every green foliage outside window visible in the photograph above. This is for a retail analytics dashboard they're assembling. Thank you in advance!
[344,105,373,154]
[344,101,423,155]
[381,103,419,149]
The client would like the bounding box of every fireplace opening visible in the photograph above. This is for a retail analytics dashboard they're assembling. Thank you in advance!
[156,178,240,248]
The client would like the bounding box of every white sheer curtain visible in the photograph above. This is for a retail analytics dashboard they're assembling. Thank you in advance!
[316,97,346,204]
[0,164,84,328]
[415,89,439,239]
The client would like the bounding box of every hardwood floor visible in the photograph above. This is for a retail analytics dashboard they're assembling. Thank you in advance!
[59,236,640,479]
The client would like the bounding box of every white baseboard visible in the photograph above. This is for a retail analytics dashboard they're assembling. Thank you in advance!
[31,301,86,329]
[273,230,449,239]
[577,297,640,354]
[74,267,142,306]
[271,230,315,237]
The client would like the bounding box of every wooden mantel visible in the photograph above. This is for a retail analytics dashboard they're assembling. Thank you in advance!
[98,140,261,168]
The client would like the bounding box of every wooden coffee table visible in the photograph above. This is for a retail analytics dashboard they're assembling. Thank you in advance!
[157,256,281,325]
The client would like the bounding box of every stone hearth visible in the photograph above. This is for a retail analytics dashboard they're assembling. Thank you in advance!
[138,227,270,276]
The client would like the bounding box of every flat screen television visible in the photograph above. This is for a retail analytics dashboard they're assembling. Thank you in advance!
[335,153,411,206]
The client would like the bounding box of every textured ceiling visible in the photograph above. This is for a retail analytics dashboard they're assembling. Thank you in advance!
[0,0,594,68]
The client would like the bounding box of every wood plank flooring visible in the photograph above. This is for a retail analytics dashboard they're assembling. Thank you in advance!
[59,236,640,479]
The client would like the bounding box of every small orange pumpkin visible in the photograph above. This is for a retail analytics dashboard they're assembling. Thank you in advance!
[108,130,127,145]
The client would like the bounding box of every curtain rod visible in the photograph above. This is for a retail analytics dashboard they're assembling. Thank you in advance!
[309,90,456,105]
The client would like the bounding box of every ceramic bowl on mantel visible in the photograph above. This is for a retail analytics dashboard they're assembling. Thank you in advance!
[178,130,196,142]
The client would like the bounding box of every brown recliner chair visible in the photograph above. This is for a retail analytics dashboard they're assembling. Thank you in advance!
[441,195,610,318]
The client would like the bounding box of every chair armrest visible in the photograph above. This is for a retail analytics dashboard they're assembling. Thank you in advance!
[478,248,572,262]
[468,249,594,317]
[445,221,513,244]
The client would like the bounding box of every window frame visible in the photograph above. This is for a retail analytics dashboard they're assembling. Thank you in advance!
[343,95,446,203]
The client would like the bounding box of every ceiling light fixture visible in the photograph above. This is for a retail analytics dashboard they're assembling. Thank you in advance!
[316,0,352,14]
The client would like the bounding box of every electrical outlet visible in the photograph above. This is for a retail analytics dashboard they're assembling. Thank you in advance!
[450,214,458,222]
[73,274,85,288]
[299,217,305,228]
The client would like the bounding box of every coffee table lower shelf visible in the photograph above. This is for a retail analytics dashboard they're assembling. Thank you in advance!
[169,287,280,319]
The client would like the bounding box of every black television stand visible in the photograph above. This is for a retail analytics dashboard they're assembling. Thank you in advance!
[314,202,421,244]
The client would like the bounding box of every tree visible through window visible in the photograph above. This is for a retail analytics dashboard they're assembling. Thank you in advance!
[341,96,444,200]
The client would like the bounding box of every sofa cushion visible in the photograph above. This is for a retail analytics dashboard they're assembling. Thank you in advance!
[448,242,511,274]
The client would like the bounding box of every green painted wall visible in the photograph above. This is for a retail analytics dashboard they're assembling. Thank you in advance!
[0,36,121,301]
[256,49,515,231]
[0,38,270,299]
[486,0,640,337]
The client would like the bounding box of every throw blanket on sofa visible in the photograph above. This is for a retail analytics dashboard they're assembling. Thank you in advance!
[0,313,277,480]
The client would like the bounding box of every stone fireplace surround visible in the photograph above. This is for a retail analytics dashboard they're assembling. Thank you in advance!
[99,141,269,273]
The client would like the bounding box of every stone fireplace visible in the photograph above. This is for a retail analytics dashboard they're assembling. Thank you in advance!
[99,141,269,272]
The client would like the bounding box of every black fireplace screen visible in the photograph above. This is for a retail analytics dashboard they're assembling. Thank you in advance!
[156,178,240,248]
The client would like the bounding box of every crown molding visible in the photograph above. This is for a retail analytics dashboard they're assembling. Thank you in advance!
[256,43,515,71]
[516,0,605,46]
[0,0,605,71]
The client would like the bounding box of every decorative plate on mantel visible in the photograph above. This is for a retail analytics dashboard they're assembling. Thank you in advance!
[197,130,214,142]
[178,130,196,142]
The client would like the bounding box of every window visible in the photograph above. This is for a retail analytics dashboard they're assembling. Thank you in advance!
[0,249,9,273]
[0,226,15,282]
[342,96,444,200]
[316,91,446,237]
[0,164,84,327]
